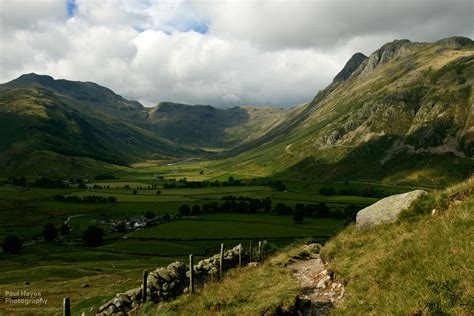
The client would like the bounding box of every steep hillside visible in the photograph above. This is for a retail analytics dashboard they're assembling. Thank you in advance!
[217,36,474,187]
[0,74,290,175]
[0,87,194,177]
[321,177,473,314]
[148,102,288,148]
[1,73,150,127]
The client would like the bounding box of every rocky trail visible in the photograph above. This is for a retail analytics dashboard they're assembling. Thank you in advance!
[289,250,345,316]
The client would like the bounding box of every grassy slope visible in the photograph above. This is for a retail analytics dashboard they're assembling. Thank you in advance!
[148,103,289,148]
[147,178,473,315]
[0,87,195,177]
[142,244,310,316]
[210,38,474,186]
[321,177,473,314]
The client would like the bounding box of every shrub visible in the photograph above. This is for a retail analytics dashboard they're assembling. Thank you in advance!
[178,204,191,216]
[293,209,304,224]
[2,235,22,254]
[42,223,58,241]
[82,226,104,247]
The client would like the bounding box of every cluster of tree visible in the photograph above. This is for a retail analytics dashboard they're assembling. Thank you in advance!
[319,186,390,198]
[6,176,27,187]
[2,235,22,254]
[41,222,71,241]
[94,174,117,180]
[82,225,104,247]
[1,222,72,254]
[163,176,258,189]
[176,196,360,223]
[265,180,287,191]
[2,222,104,254]
[34,177,68,188]
[6,176,68,188]
[53,195,117,203]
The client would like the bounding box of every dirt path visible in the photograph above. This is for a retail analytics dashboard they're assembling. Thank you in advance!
[289,252,345,315]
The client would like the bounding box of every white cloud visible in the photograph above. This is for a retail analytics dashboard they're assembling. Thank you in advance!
[200,0,474,50]
[0,0,66,31]
[0,0,472,107]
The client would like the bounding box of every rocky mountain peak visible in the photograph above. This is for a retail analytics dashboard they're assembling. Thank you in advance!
[435,36,473,48]
[333,52,368,83]
[359,39,411,77]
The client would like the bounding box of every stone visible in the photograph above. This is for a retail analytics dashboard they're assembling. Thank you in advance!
[80,283,89,288]
[113,294,132,310]
[107,305,118,314]
[356,190,428,229]
[338,287,345,300]
[317,279,327,289]
[156,268,171,282]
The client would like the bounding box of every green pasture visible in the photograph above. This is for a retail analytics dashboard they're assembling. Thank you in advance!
[0,163,393,315]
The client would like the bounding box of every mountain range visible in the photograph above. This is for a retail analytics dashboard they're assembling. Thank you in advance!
[0,36,472,185]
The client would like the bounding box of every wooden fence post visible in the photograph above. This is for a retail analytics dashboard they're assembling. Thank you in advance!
[63,297,70,316]
[238,244,242,268]
[220,243,224,278]
[142,270,148,303]
[189,254,194,293]
[249,241,253,262]
[258,241,262,263]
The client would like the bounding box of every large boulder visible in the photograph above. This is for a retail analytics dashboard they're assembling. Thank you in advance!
[356,190,427,229]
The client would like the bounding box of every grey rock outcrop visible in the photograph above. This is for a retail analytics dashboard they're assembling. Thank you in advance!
[359,39,411,77]
[356,190,427,229]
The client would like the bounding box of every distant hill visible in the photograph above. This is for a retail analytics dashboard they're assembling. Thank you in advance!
[218,36,474,186]
[0,74,287,176]
[0,82,196,176]
[148,102,288,148]
[1,36,472,183]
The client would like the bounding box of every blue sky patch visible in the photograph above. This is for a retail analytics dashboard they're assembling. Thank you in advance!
[190,22,209,34]
[67,0,77,17]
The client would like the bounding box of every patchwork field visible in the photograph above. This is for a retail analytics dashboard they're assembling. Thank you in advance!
[0,163,410,315]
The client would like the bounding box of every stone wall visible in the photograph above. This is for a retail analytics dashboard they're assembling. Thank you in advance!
[96,245,249,315]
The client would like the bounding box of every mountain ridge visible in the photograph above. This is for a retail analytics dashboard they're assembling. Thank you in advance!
[0,36,472,183]
[212,36,474,186]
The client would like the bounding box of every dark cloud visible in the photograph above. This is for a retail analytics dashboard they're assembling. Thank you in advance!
[0,0,472,107]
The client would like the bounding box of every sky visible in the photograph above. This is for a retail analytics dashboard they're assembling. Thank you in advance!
[0,0,473,108]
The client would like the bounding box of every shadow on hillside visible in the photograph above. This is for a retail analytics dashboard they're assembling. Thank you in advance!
[274,136,473,187]
[151,104,250,148]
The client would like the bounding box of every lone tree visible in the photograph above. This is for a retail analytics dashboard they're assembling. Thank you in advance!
[178,204,191,216]
[42,223,58,241]
[2,235,22,254]
[82,225,104,247]
[262,197,272,212]
[293,209,304,224]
